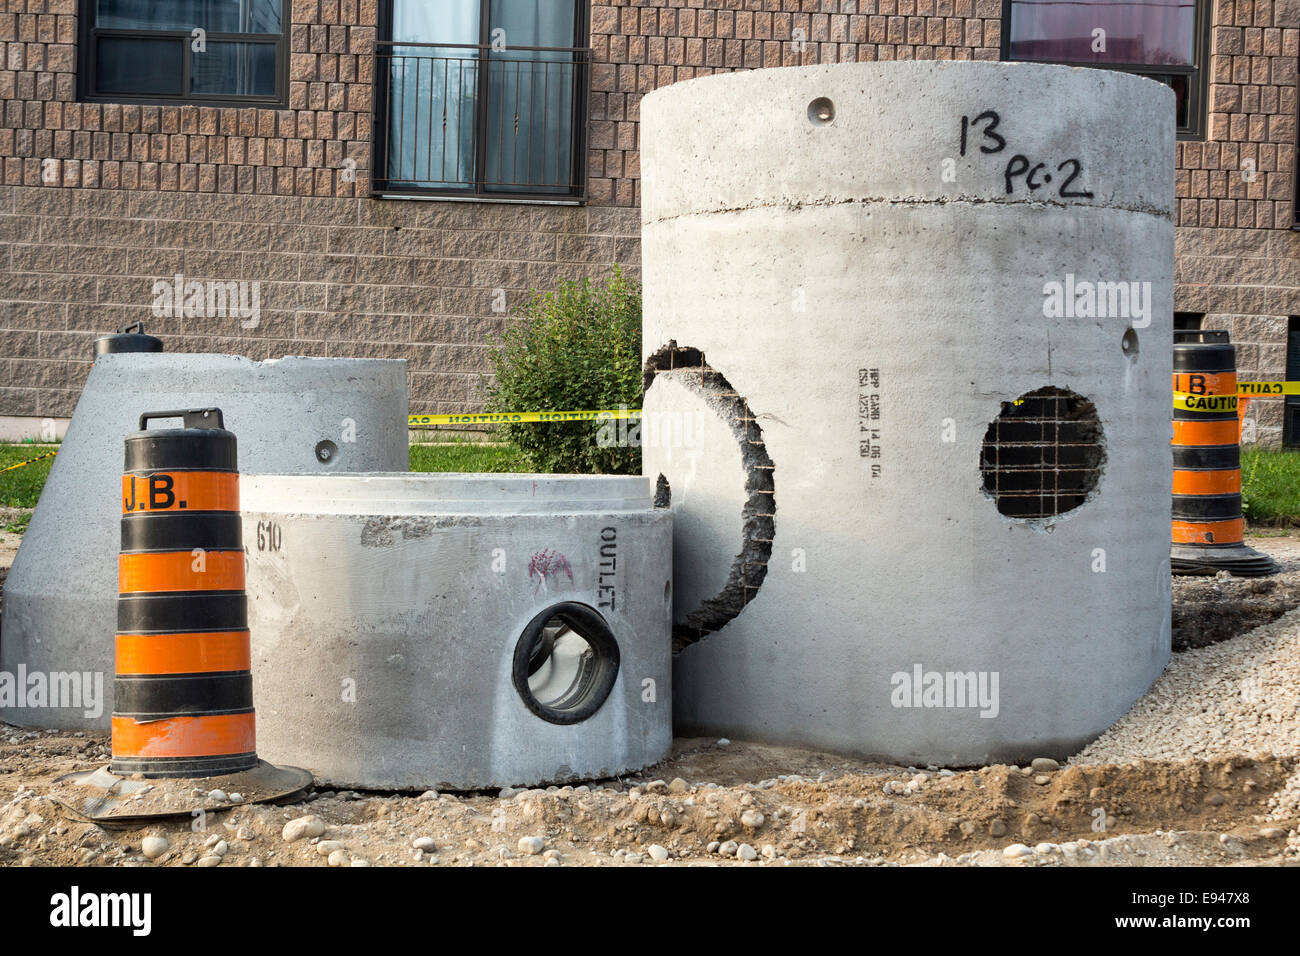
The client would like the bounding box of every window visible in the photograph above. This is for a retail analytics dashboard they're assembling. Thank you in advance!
[1286,318,1300,446]
[1002,0,1210,139]
[80,1,287,106]
[374,1,590,200]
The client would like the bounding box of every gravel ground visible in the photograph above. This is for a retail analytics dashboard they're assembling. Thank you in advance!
[1073,600,1300,766]
[1172,534,1300,650]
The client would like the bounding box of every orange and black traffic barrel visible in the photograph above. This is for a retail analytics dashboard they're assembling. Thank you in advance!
[112,408,259,777]
[1171,331,1275,576]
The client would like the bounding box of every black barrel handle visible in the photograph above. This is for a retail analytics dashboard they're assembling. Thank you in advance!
[139,408,225,431]
[118,320,146,335]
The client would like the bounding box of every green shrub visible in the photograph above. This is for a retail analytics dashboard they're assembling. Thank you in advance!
[483,268,641,474]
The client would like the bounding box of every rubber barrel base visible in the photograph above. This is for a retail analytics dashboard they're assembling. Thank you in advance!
[109,752,259,778]
[1171,543,1278,577]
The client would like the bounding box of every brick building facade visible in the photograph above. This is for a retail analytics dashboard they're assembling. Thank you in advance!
[0,1,1296,441]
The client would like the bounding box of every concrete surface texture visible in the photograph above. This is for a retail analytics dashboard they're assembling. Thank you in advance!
[640,61,1176,764]
[240,473,673,790]
[0,353,409,731]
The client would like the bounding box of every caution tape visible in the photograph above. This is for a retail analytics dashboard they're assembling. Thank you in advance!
[408,409,643,427]
[1173,393,1238,413]
[1237,381,1300,396]
[0,449,57,473]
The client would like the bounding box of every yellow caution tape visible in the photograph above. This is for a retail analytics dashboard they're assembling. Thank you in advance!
[408,409,643,427]
[1237,381,1300,396]
[0,449,57,473]
[1173,393,1238,413]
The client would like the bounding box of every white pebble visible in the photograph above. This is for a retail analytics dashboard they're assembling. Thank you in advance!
[281,815,326,842]
[517,836,545,855]
[140,836,169,860]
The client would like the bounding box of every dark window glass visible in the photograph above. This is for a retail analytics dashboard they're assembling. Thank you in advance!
[1007,0,1195,65]
[95,0,281,34]
[82,0,285,104]
[96,36,183,95]
[484,1,578,193]
[191,41,278,96]
[1145,73,1190,129]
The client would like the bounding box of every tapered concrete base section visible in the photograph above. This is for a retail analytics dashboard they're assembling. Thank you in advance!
[640,62,1175,764]
[0,354,409,731]
[241,474,673,790]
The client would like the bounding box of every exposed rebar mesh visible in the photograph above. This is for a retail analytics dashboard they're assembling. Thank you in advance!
[980,387,1104,519]
[643,341,775,653]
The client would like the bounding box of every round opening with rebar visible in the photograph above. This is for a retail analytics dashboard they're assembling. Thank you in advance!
[979,386,1105,519]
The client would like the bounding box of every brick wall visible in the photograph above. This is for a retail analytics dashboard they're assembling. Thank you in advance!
[1175,0,1299,444]
[0,185,639,417]
[0,1,1297,435]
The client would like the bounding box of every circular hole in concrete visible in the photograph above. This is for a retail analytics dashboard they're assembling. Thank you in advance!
[1122,327,1139,360]
[979,386,1105,519]
[513,603,620,725]
[807,96,835,126]
[315,439,338,464]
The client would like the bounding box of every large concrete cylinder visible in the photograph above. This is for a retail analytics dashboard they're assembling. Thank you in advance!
[0,354,409,730]
[640,62,1174,764]
[241,474,672,790]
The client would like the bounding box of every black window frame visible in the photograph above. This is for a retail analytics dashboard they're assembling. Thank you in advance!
[372,0,590,203]
[78,0,290,108]
[1293,68,1299,230]
[1000,0,1212,141]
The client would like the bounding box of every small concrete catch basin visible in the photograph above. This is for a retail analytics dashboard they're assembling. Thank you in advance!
[241,473,673,790]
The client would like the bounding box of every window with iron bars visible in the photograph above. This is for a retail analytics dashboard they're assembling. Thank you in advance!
[373,1,590,201]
